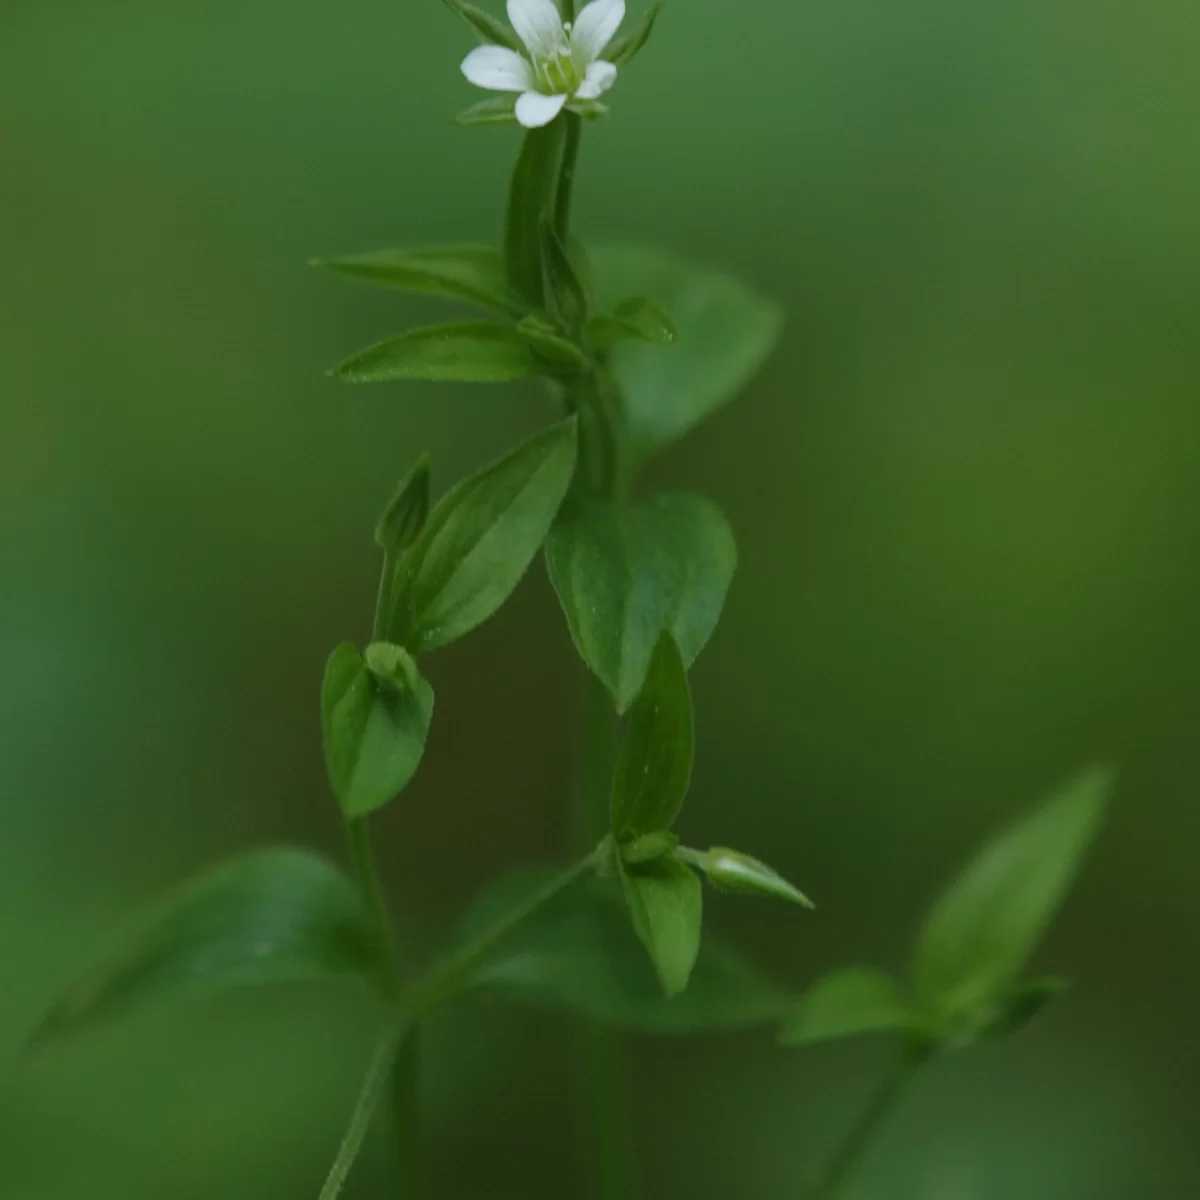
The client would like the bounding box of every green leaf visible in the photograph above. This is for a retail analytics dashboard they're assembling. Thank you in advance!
[321,643,435,818]
[331,322,543,384]
[697,847,814,908]
[975,977,1070,1042]
[441,0,524,51]
[588,295,676,350]
[461,872,786,1032]
[33,849,380,1043]
[606,0,665,68]
[392,418,578,651]
[546,493,737,713]
[619,831,679,865]
[375,454,430,553]
[912,766,1112,1020]
[590,244,783,457]
[313,245,514,314]
[506,123,567,310]
[455,95,520,127]
[610,633,694,839]
[781,968,930,1047]
[620,855,703,997]
[516,314,589,373]
[540,216,590,330]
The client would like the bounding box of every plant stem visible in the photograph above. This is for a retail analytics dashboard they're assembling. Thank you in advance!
[556,111,583,243]
[572,671,637,1200]
[347,818,401,998]
[391,1024,424,1196]
[804,1046,926,1200]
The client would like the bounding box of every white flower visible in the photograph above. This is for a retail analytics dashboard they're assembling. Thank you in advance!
[461,0,625,129]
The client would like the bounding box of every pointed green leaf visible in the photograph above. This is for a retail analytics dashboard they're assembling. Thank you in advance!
[610,633,694,839]
[442,0,524,51]
[458,871,791,1033]
[540,215,590,330]
[322,643,435,818]
[506,123,566,309]
[620,855,703,996]
[781,968,930,1047]
[331,322,543,384]
[392,419,578,651]
[590,244,782,458]
[455,95,520,126]
[375,454,430,553]
[33,849,380,1043]
[516,314,589,373]
[606,0,665,69]
[588,295,676,350]
[546,494,736,712]
[698,847,814,908]
[975,977,1070,1042]
[313,245,514,314]
[913,766,1113,1019]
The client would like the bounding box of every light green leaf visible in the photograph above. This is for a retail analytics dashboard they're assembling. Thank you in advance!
[321,643,435,818]
[32,849,380,1043]
[781,968,929,1047]
[590,244,783,457]
[375,454,430,554]
[546,493,737,713]
[461,873,787,1032]
[588,295,676,350]
[313,245,514,314]
[621,855,702,997]
[441,0,525,52]
[697,847,814,908]
[331,322,543,384]
[392,419,578,651]
[606,0,665,68]
[506,123,566,310]
[974,977,1070,1042]
[913,766,1113,1019]
[456,95,520,127]
[610,633,694,840]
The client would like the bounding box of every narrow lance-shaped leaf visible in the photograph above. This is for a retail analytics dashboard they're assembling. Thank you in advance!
[697,847,814,908]
[391,418,579,651]
[912,765,1113,1019]
[312,245,515,315]
[610,633,694,839]
[33,849,381,1044]
[781,968,930,1047]
[547,494,737,713]
[322,643,435,819]
[620,856,703,997]
[375,454,430,553]
[506,123,566,310]
[332,322,544,384]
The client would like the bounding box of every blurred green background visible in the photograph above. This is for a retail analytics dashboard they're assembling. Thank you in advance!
[3,0,1198,1196]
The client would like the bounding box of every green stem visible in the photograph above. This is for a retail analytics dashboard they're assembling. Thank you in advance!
[804,1046,926,1200]
[391,1024,424,1196]
[556,111,583,243]
[348,818,401,997]
[572,671,637,1200]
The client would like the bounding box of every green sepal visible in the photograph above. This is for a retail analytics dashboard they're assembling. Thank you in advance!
[455,95,520,127]
[441,0,524,51]
[606,0,665,69]
[331,322,544,384]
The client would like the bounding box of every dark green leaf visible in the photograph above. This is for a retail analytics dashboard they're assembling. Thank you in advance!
[506,123,566,309]
[781,968,929,1047]
[546,494,736,712]
[441,0,524,51]
[455,95,520,127]
[322,643,435,818]
[975,978,1070,1041]
[375,454,430,553]
[516,314,589,373]
[461,873,784,1031]
[588,295,676,350]
[331,322,543,384]
[610,633,694,839]
[620,855,703,996]
[540,216,590,330]
[913,766,1112,1019]
[697,847,814,908]
[313,245,514,314]
[591,244,783,457]
[33,849,379,1043]
[606,0,665,68]
[393,419,578,651]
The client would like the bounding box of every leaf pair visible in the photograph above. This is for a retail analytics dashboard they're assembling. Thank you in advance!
[783,767,1113,1050]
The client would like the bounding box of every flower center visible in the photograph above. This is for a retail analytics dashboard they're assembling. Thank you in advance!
[534,45,583,97]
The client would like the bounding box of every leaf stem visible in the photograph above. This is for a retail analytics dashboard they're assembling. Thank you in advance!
[804,1044,927,1200]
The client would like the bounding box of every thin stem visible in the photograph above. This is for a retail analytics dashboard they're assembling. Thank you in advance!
[571,671,637,1200]
[804,1046,926,1200]
[391,1024,424,1196]
[347,818,401,998]
[372,550,395,642]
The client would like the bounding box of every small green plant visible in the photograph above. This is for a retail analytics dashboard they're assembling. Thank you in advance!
[30,2,1112,1197]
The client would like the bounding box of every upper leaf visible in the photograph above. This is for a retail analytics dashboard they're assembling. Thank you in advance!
[506,123,567,310]
[620,855,703,997]
[313,245,516,315]
[391,419,579,651]
[610,633,694,840]
[781,967,930,1047]
[322,643,435,818]
[590,244,783,458]
[546,494,737,713]
[912,766,1112,1020]
[33,849,380,1044]
[375,454,431,554]
[331,322,544,384]
[459,871,792,1033]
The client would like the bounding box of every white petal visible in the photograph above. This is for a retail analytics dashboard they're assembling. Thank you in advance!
[570,0,625,62]
[573,59,617,100]
[515,91,568,128]
[507,0,566,58]
[461,45,534,92]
